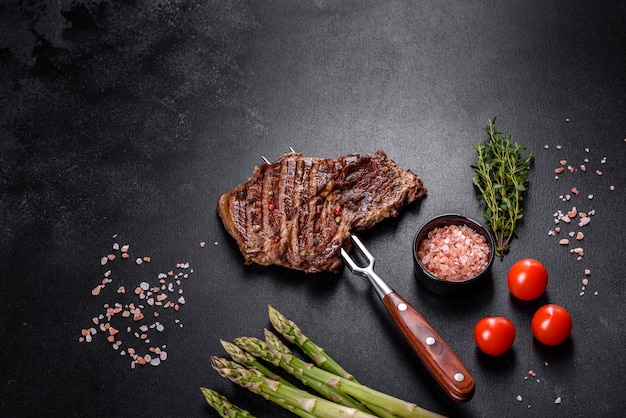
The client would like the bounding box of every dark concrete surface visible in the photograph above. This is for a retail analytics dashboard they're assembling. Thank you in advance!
[1,1,625,417]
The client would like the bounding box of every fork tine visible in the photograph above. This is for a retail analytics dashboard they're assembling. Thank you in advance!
[340,235,375,273]
[340,248,360,272]
[349,235,375,267]
[261,148,297,165]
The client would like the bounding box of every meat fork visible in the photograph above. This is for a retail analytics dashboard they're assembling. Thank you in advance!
[341,234,475,403]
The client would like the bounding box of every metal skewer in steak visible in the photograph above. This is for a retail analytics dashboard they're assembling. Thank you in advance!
[217,150,426,273]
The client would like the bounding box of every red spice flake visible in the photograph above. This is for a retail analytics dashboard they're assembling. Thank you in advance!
[559,159,567,166]
[417,224,490,281]
[268,203,275,211]
[576,232,584,241]
[528,370,536,377]
[334,205,343,216]
[107,254,116,261]
[143,256,151,263]
[554,167,565,174]
[559,239,570,245]
[571,187,579,196]
[273,235,281,243]
[596,169,603,176]
[200,241,206,247]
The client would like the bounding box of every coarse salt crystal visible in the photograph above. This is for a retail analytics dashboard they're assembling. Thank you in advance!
[417,224,490,281]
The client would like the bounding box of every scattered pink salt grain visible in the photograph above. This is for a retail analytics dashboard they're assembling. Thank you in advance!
[417,224,490,281]
[91,285,104,296]
[80,238,194,369]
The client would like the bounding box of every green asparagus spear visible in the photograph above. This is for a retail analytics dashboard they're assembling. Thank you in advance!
[234,337,445,418]
[263,330,399,418]
[268,305,354,380]
[267,306,403,418]
[211,356,378,418]
[232,334,368,413]
[200,387,256,418]
[221,340,288,384]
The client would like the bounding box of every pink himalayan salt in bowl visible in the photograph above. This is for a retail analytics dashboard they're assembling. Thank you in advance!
[413,214,495,296]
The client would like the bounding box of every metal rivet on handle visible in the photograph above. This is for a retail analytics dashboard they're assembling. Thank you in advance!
[398,303,407,311]
[425,337,435,345]
[454,373,465,382]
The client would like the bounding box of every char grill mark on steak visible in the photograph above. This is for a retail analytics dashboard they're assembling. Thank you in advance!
[217,151,426,274]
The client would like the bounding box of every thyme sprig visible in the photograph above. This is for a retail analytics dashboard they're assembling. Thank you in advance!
[472,118,533,259]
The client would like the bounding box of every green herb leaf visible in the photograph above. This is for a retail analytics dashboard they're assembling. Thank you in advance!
[471,118,533,258]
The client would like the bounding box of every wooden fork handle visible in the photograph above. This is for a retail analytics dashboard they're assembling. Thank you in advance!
[382,291,475,403]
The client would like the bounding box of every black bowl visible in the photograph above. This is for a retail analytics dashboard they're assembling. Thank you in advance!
[413,214,495,296]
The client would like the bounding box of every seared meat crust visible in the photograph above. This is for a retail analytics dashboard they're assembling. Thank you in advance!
[217,151,426,273]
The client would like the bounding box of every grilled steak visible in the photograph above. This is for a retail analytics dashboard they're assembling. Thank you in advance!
[217,151,426,273]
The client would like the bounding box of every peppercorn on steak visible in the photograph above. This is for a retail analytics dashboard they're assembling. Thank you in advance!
[217,151,426,273]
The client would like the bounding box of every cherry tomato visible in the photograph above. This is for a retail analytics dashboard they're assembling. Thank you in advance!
[507,258,549,301]
[531,304,572,346]
[474,317,516,356]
